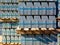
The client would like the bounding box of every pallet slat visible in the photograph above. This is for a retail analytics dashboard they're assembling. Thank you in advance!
[0,18,19,23]
[16,28,57,34]
[2,43,21,45]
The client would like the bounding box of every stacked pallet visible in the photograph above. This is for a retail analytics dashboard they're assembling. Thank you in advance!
[0,0,58,45]
[16,28,57,34]
[58,0,60,28]
[19,16,56,28]
[1,0,20,45]
[18,2,56,15]
[17,0,57,45]
[20,34,57,45]
[18,1,56,28]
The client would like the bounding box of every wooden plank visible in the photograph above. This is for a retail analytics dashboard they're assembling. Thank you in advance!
[0,18,19,23]
[44,30,51,34]
[16,28,57,34]
[56,29,60,32]
[16,30,54,34]
[56,18,60,21]
[49,28,55,30]
[51,30,57,34]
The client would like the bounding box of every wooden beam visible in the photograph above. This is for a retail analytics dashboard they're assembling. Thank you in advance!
[16,30,57,34]
[56,29,60,33]
[17,30,26,34]
[11,18,19,22]
[51,30,57,34]
[44,30,51,34]
[0,18,19,23]
[16,28,57,34]
[2,43,21,45]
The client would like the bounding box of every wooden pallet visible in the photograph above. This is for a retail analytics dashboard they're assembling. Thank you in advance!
[0,18,19,23]
[16,28,57,34]
[2,43,21,45]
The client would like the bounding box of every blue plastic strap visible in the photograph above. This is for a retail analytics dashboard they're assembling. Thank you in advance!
[24,23,31,25]
[18,8,55,10]
[46,23,56,25]
[20,23,56,25]
[20,23,46,25]
[21,40,38,41]
[38,23,46,25]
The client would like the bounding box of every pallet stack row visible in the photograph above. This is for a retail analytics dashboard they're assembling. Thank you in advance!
[57,0,60,45]
[0,0,59,45]
[18,2,56,15]
[19,16,56,28]
[58,0,60,28]
[0,0,20,45]
[17,0,58,45]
